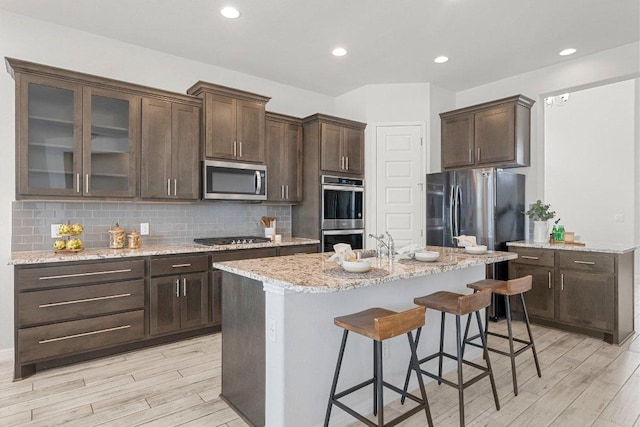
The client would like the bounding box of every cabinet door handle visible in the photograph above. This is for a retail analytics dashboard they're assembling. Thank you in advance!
[171,263,192,268]
[39,325,131,344]
[561,273,564,290]
[469,148,472,163]
[548,271,552,289]
[281,185,285,199]
[233,140,237,157]
[340,156,344,170]
[85,174,89,194]
[39,269,132,280]
[183,278,187,297]
[574,260,595,265]
[176,279,180,297]
[174,179,177,196]
[39,293,132,308]
[167,179,171,196]
[521,255,540,260]
[239,141,243,157]
[346,156,349,170]
[477,147,481,162]
[286,185,289,199]
[76,173,81,193]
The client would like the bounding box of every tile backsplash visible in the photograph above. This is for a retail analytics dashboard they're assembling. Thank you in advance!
[12,201,292,252]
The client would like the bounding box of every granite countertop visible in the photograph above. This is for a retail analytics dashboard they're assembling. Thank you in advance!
[9,237,320,265]
[507,240,638,254]
[212,246,517,294]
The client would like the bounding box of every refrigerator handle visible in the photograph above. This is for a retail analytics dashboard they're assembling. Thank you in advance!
[449,184,455,242]
[454,185,461,237]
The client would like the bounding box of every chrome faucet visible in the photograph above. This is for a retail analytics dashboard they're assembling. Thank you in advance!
[369,232,395,258]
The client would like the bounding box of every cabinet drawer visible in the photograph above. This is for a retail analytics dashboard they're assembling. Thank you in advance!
[18,310,144,363]
[557,251,614,273]
[509,248,554,267]
[211,248,278,262]
[17,260,145,291]
[19,279,144,327]
[278,244,318,256]
[151,254,208,277]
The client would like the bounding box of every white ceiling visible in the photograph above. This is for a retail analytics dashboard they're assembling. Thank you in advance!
[1,0,638,96]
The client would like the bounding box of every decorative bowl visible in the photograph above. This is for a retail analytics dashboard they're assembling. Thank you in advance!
[414,251,440,262]
[465,245,488,254]
[342,260,372,273]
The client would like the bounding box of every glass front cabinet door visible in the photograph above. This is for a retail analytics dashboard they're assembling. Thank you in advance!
[17,75,139,198]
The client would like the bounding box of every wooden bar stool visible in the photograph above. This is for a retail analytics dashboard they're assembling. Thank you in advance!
[401,289,500,426]
[324,306,433,427]
[461,275,541,396]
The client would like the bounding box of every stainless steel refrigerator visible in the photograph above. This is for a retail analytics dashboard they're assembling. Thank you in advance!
[426,168,525,318]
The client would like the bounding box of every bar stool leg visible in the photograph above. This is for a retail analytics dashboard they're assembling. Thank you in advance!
[400,326,422,405]
[461,310,473,358]
[438,311,446,385]
[504,295,518,396]
[373,340,378,416]
[324,330,349,427]
[407,331,434,427]
[476,310,500,410]
[455,314,465,426]
[521,293,542,378]
[374,340,384,426]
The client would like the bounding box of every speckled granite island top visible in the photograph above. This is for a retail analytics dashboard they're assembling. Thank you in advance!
[9,237,319,265]
[212,246,517,293]
[507,240,638,254]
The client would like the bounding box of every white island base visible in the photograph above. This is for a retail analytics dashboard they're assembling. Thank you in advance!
[222,262,490,427]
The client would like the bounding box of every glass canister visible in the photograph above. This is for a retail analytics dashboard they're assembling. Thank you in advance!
[108,223,126,249]
[127,230,141,249]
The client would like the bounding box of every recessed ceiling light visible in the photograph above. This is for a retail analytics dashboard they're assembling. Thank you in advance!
[559,48,576,56]
[332,47,347,57]
[434,56,449,64]
[221,6,240,19]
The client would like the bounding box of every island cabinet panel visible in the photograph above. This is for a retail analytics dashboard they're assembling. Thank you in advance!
[187,82,270,164]
[440,94,534,170]
[509,246,633,344]
[266,112,303,202]
[141,98,201,200]
[149,255,209,336]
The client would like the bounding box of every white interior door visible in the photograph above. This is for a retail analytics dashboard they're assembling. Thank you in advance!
[375,125,424,248]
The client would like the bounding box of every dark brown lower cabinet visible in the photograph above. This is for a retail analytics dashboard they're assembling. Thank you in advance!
[509,246,634,344]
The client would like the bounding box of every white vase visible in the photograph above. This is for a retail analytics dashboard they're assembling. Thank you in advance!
[533,220,549,243]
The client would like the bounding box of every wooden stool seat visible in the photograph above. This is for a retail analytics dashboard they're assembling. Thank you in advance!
[467,276,532,296]
[334,306,425,341]
[414,289,492,316]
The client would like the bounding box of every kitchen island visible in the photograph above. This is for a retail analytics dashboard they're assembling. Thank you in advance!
[213,248,517,427]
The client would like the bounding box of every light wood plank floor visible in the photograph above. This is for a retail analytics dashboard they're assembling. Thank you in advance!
[0,280,637,426]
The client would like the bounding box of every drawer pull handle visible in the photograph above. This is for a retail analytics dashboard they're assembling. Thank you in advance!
[521,256,540,260]
[561,273,564,290]
[574,260,596,265]
[39,293,132,308]
[39,325,131,344]
[171,263,192,268]
[39,269,132,280]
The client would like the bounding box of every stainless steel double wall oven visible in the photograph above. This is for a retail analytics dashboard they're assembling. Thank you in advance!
[321,175,364,252]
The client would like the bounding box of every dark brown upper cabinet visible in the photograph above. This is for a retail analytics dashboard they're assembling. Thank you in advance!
[304,114,366,177]
[141,98,201,200]
[440,94,534,170]
[265,112,302,203]
[7,57,203,201]
[187,82,270,164]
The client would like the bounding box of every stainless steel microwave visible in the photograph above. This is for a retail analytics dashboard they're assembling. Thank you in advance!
[202,160,267,200]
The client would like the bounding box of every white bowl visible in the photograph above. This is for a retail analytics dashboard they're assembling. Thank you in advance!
[414,251,440,262]
[342,260,372,273]
[465,245,488,254]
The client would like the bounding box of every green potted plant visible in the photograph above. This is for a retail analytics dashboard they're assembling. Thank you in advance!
[525,200,556,243]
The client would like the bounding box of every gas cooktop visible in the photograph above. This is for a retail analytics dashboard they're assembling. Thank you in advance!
[194,236,271,246]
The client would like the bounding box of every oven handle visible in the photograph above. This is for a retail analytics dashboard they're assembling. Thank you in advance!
[322,185,365,192]
[322,229,365,236]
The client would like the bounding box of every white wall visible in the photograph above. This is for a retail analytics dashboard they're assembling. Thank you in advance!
[0,10,336,351]
[544,79,636,245]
